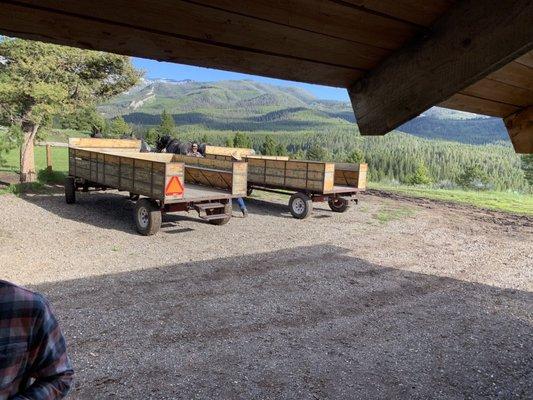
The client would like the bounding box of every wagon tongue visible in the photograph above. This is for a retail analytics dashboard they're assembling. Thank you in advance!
[165,176,184,197]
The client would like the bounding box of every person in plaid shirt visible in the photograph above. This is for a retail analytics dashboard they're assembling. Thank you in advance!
[0,280,74,399]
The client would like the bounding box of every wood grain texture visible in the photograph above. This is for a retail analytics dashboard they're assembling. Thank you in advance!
[439,93,521,118]
[504,106,533,154]
[460,78,533,108]
[340,0,456,26]
[349,0,533,134]
[8,0,388,70]
[189,0,420,49]
[0,2,361,87]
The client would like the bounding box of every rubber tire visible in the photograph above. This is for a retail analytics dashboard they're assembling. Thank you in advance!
[289,193,313,219]
[65,176,76,204]
[207,203,232,225]
[328,197,350,213]
[134,198,162,235]
[129,193,140,201]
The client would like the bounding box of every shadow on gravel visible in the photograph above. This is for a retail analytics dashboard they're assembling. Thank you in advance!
[245,197,335,219]
[33,245,532,400]
[18,191,215,234]
[19,192,338,232]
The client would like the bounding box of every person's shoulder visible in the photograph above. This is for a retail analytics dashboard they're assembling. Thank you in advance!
[0,280,48,310]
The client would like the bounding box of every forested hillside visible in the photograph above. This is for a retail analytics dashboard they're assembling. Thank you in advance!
[100,79,509,146]
[94,79,531,193]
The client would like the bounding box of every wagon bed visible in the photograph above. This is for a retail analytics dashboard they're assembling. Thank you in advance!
[65,138,247,234]
[206,151,367,219]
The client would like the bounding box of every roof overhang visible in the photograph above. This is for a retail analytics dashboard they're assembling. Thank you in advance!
[0,0,531,152]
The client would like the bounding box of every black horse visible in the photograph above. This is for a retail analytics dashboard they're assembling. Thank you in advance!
[155,135,206,155]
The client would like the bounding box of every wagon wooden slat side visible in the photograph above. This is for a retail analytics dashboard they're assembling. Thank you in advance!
[205,152,367,219]
[66,138,248,235]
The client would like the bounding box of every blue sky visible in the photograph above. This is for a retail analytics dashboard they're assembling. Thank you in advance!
[133,58,350,102]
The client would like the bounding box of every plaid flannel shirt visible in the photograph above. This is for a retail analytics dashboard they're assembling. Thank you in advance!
[0,281,74,399]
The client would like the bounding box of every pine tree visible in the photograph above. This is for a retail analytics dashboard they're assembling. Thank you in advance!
[306,145,327,161]
[346,148,365,163]
[159,110,175,136]
[233,132,252,148]
[262,135,277,155]
[276,143,287,156]
[225,135,235,147]
[456,164,489,190]
[521,154,533,186]
[405,162,432,185]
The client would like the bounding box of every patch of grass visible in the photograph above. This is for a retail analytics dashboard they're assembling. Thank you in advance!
[369,182,533,216]
[37,168,67,184]
[1,146,69,174]
[373,206,415,224]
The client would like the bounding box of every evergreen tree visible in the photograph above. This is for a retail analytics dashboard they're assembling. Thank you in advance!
[404,162,432,185]
[521,154,533,186]
[306,144,327,161]
[346,148,365,163]
[233,132,252,148]
[159,110,175,136]
[456,164,489,190]
[275,143,287,156]
[225,135,234,147]
[262,135,277,155]
[145,127,160,145]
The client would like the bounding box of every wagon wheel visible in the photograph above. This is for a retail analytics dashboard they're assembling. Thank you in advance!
[133,198,162,235]
[328,197,350,213]
[206,203,232,225]
[129,192,140,201]
[64,176,76,204]
[289,193,313,219]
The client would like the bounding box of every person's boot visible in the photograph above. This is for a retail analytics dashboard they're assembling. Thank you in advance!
[242,208,248,218]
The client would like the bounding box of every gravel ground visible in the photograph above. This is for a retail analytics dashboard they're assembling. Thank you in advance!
[1,190,532,399]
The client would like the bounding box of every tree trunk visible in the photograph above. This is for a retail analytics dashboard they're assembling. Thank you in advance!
[20,123,39,183]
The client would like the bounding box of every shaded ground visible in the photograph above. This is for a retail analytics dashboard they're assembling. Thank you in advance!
[0,191,531,399]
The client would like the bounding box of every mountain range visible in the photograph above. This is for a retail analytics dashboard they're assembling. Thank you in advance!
[99,79,509,146]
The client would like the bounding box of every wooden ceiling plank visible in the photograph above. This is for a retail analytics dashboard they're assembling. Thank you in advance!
[504,106,533,154]
[439,93,520,118]
[349,0,533,135]
[0,2,362,87]
[461,78,533,108]
[487,61,533,89]
[338,0,456,27]
[188,0,421,50]
[515,50,533,68]
[12,0,389,71]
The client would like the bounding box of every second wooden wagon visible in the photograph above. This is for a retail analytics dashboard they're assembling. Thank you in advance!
[204,147,367,219]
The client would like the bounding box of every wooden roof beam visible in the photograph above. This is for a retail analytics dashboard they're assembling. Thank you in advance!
[348,0,533,135]
[504,106,533,154]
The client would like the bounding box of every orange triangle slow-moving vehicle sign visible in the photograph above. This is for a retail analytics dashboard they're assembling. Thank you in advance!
[165,176,184,196]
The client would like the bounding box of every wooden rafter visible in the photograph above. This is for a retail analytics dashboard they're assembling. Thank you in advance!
[348,0,533,135]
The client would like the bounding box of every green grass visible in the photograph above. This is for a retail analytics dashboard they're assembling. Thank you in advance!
[1,146,69,174]
[373,205,415,224]
[369,182,533,215]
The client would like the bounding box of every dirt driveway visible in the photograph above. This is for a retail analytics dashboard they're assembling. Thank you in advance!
[1,190,532,399]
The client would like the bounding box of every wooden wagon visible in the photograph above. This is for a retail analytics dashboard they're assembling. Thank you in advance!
[204,148,367,219]
[66,138,247,235]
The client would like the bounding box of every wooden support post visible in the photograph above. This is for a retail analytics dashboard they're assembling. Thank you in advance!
[349,0,533,135]
[504,106,533,154]
[46,144,52,172]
